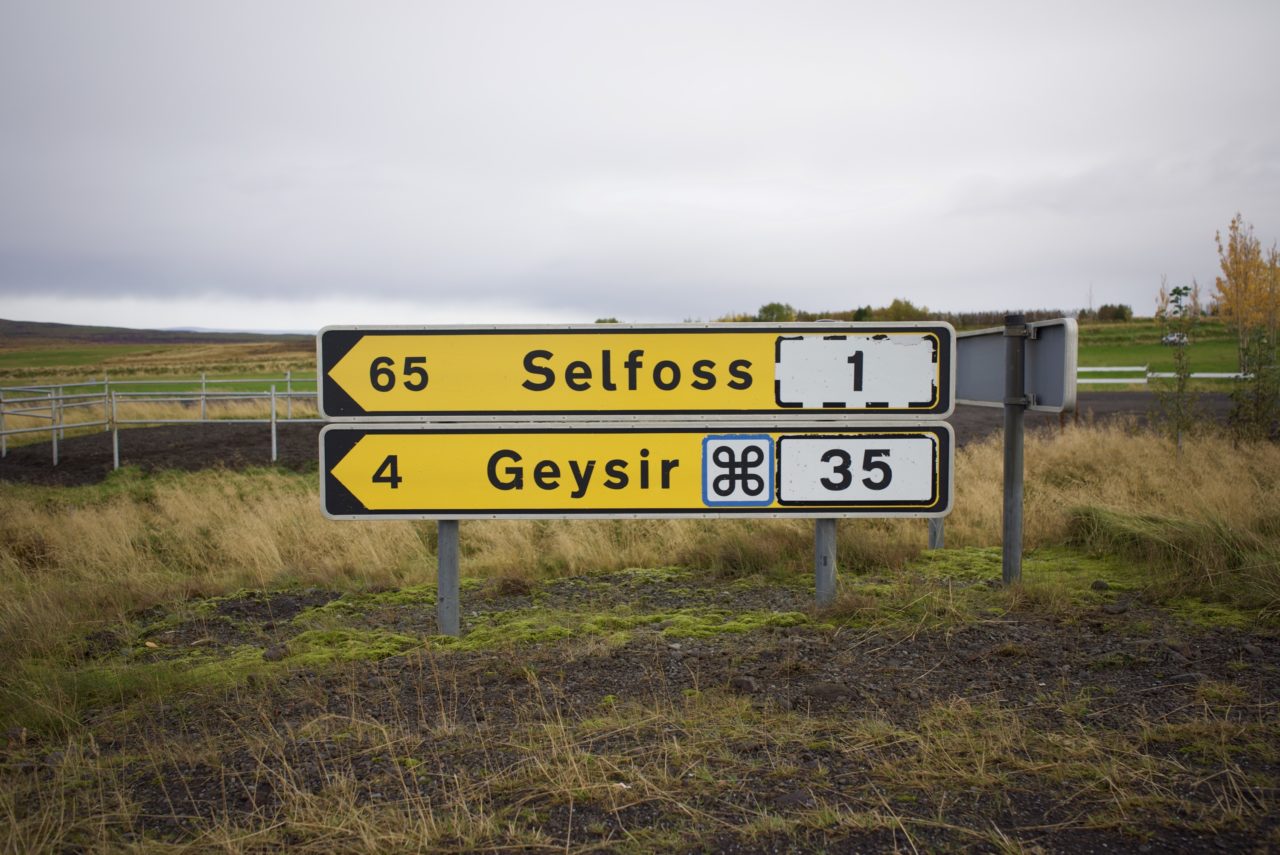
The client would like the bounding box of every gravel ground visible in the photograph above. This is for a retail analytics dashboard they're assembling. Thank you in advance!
[9,568,1276,852]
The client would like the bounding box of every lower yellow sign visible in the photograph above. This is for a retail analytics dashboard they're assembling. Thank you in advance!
[322,424,952,519]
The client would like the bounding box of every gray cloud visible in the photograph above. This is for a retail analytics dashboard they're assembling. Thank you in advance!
[2,0,1279,326]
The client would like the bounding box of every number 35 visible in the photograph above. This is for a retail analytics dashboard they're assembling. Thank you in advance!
[819,448,892,491]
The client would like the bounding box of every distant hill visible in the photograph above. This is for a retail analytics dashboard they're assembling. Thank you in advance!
[0,318,312,347]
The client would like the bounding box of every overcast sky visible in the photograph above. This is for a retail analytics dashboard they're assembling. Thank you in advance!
[2,1,1279,331]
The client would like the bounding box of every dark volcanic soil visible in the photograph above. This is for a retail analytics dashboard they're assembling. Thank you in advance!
[0,392,1234,486]
[9,568,1277,853]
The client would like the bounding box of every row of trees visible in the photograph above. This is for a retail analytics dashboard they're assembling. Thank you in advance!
[723,300,1085,328]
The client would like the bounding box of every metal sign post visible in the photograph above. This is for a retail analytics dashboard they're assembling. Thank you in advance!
[928,517,945,549]
[437,520,460,637]
[1002,315,1027,585]
[815,518,837,606]
[957,316,1078,586]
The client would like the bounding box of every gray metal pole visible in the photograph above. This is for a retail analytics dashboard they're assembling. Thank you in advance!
[286,370,293,420]
[928,517,945,549]
[815,518,837,606]
[201,373,207,421]
[50,392,58,466]
[1002,313,1028,586]
[102,378,110,431]
[437,520,461,636]
[270,386,278,462]
[0,391,6,458]
[111,392,120,471]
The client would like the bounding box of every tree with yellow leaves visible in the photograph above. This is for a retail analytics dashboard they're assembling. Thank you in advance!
[1215,214,1280,439]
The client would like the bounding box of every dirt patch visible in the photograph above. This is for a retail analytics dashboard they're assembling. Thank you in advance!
[6,565,1276,852]
[0,392,1235,487]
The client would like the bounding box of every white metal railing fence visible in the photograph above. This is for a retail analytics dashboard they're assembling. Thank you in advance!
[0,366,1254,468]
[1077,366,1246,385]
[1,373,320,467]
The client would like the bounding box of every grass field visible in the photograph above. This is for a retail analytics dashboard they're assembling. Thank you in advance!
[0,334,315,387]
[1,316,1245,386]
[2,422,1278,850]
[2,319,1277,850]
[1078,318,1239,374]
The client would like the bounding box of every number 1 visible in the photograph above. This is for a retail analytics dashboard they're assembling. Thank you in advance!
[848,351,863,392]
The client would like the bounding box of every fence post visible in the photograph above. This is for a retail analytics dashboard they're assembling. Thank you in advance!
[270,385,278,462]
[0,391,6,458]
[201,373,207,421]
[286,370,293,420]
[111,392,120,471]
[51,391,59,466]
[57,387,66,440]
[103,377,111,431]
[814,518,836,607]
[1002,313,1028,586]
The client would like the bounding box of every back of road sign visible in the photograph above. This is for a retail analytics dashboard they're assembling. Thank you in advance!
[318,323,955,420]
[955,318,1077,413]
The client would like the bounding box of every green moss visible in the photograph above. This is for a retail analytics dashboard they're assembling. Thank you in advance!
[1167,598,1256,630]
[659,610,809,638]
[910,546,1003,581]
[287,628,421,664]
[913,546,1139,591]
[437,613,578,650]
[820,547,1152,629]
[4,626,421,735]
[842,581,896,598]
[607,566,685,583]
[293,585,437,625]
[429,605,810,651]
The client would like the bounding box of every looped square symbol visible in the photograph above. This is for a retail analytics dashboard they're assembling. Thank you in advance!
[711,444,766,497]
[702,435,774,507]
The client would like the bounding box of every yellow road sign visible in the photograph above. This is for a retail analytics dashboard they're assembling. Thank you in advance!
[321,423,953,519]
[318,324,955,419]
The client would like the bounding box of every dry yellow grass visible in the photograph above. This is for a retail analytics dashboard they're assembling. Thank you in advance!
[949,421,1280,549]
[1,423,1277,669]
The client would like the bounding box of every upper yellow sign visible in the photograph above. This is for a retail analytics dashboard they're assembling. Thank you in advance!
[319,324,955,419]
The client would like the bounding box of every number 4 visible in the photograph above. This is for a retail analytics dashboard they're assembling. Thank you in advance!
[373,454,403,489]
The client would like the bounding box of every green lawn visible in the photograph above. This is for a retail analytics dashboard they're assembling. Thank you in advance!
[1078,319,1239,374]
[0,344,161,371]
